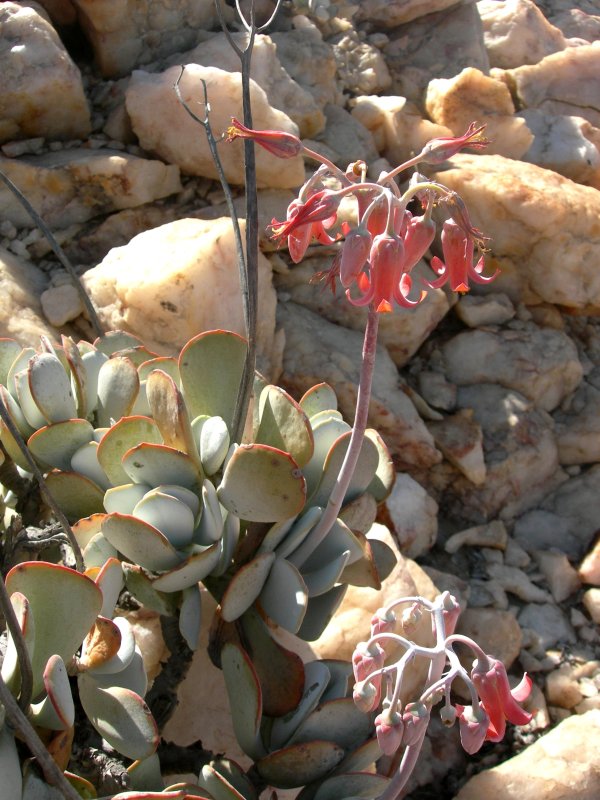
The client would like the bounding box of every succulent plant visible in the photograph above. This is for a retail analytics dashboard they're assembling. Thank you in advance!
[0,326,398,797]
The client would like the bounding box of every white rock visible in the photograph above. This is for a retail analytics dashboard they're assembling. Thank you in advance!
[71,0,220,78]
[579,539,600,586]
[519,109,600,188]
[546,664,584,709]
[428,154,600,310]
[352,94,452,166]
[273,255,450,368]
[355,0,464,29]
[316,104,380,168]
[446,384,561,522]
[477,0,567,68]
[174,32,325,138]
[425,67,534,160]
[417,371,457,412]
[583,588,600,624]
[81,217,279,376]
[0,2,91,144]
[453,710,600,800]
[518,602,576,648]
[427,410,487,485]
[505,41,600,126]
[331,29,392,95]
[549,5,600,42]
[487,564,553,603]
[555,380,600,465]
[0,149,182,229]
[125,65,305,189]
[385,473,439,558]
[0,246,58,342]
[533,550,581,603]
[514,465,600,561]
[456,608,523,670]
[455,292,515,328]
[381,2,489,105]
[271,23,339,110]
[277,301,441,470]
[442,327,583,412]
[40,284,84,327]
[445,520,508,553]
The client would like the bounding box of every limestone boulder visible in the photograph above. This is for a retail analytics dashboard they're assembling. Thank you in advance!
[384,474,439,558]
[503,42,600,126]
[71,0,220,78]
[271,22,339,110]
[514,465,600,561]
[355,0,464,28]
[0,2,91,144]
[81,217,279,377]
[0,150,182,230]
[519,109,600,188]
[382,2,489,106]
[441,327,583,412]
[436,384,561,523]
[477,0,568,68]
[425,68,534,160]
[428,154,600,309]
[351,95,452,166]
[453,710,600,800]
[277,301,441,470]
[174,32,325,138]
[125,65,305,189]
[330,29,392,95]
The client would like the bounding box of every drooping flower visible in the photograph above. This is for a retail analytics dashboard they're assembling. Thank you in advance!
[226,117,303,159]
[419,123,490,165]
[346,233,427,313]
[375,708,404,755]
[455,704,490,754]
[353,679,380,713]
[471,657,532,742]
[401,701,430,746]
[339,226,372,289]
[370,607,396,638]
[270,191,340,262]
[425,219,497,293]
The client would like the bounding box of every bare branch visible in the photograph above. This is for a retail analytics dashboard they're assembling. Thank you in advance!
[0,170,104,339]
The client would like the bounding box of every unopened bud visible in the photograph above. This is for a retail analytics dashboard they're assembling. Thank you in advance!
[440,704,457,727]
[375,708,404,756]
[401,603,422,635]
[371,607,396,637]
[353,679,380,713]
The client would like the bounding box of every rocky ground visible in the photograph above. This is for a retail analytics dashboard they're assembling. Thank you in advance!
[1,0,600,798]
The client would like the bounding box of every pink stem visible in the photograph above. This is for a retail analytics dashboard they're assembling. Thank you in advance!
[288,308,379,567]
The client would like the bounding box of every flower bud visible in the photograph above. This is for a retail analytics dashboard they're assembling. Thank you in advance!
[352,641,385,683]
[370,607,396,637]
[375,708,404,756]
[457,704,490,754]
[400,603,422,635]
[340,227,372,288]
[402,702,429,746]
[419,123,489,164]
[440,704,457,727]
[353,679,380,713]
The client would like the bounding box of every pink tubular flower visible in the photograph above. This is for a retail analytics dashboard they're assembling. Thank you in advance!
[375,708,404,756]
[270,191,340,262]
[370,607,396,637]
[419,122,490,165]
[226,117,303,159]
[340,226,372,289]
[353,679,380,713]
[346,233,427,313]
[471,657,533,742]
[455,704,490,754]
[402,214,436,272]
[425,219,498,293]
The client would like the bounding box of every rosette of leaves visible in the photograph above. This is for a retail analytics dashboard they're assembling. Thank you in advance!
[0,330,164,521]
[0,559,160,797]
[207,632,391,798]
